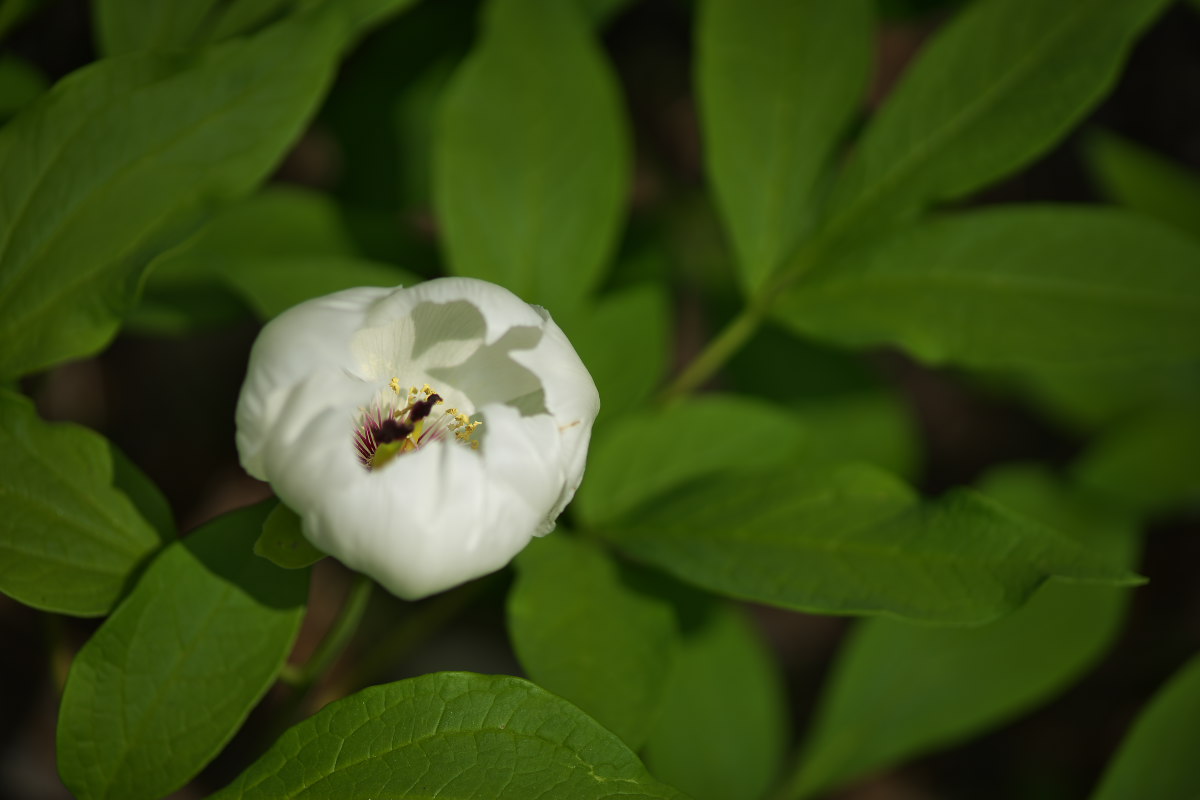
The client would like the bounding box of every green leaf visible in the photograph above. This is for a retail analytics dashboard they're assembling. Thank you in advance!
[107,443,175,541]
[779,206,1200,369]
[698,0,871,291]
[823,0,1170,239]
[435,0,629,310]
[789,465,1138,798]
[1083,130,1200,237]
[0,53,46,118]
[1092,652,1200,800]
[1074,403,1200,515]
[508,535,679,749]
[224,255,419,320]
[255,503,326,569]
[211,672,686,799]
[600,463,1141,625]
[0,390,162,616]
[0,6,349,379]
[95,0,223,55]
[644,600,788,800]
[575,394,806,528]
[789,392,919,481]
[562,283,670,422]
[57,501,308,800]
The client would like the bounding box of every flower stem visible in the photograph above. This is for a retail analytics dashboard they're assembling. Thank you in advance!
[657,288,774,403]
[280,571,373,689]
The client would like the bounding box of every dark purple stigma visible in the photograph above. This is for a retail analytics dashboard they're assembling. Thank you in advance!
[376,417,414,444]
[409,393,442,423]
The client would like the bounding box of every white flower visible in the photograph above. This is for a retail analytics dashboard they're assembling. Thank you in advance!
[235,277,599,599]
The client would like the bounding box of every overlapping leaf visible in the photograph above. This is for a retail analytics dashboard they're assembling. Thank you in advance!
[57,501,308,800]
[435,0,629,311]
[210,672,686,799]
[0,390,164,616]
[508,535,678,749]
[779,206,1200,369]
[789,466,1138,797]
[601,463,1141,625]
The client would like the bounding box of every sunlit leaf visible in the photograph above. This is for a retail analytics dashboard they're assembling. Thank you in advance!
[57,501,308,800]
[0,390,162,616]
[435,0,629,311]
[823,0,1170,239]
[698,0,871,290]
[210,672,686,799]
[0,6,347,378]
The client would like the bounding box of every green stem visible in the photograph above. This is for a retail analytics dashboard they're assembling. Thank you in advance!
[658,230,833,402]
[280,571,373,689]
[658,293,772,403]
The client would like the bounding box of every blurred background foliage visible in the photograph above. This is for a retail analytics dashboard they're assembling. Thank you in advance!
[1,0,1199,797]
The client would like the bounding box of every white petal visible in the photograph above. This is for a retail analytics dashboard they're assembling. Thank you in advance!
[234,276,601,600]
[236,287,387,478]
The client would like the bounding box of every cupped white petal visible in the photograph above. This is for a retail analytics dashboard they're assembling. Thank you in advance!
[234,276,600,599]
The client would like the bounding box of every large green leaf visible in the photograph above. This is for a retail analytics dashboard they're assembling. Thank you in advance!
[1092,652,1200,800]
[139,186,421,322]
[508,535,678,749]
[210,672,686,799]
[0,53,46,118]
[779,206,1200,369]
[1083,130,1200,237]
[0,390,163,616]
[561,283,670,422]
[600,463,1141,625]
[0,5,349,379]
[1074,403,1200,515]
[575,394,806,528]
[644,600,788,800]
[57,501,308,800]
[789,466,1138,798]
[435,0,629,311]
[822,0,1170,239]
[698,0,871,291]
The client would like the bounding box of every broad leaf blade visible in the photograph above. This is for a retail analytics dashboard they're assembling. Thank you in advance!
[255,503,325,569]
[211,672,686,799]
[95,0,221,55]
[435,0,629,310]
[790,466,1138,798]
[1084,130,1200,237]
[644,600,788,800]
[601,463,1140,625]
[575,394,806,528]
[563,283,671,422]
[779,206,1200,369]
[0,6,347,378]
[0,390,162,616]
[1074,403,1200,515]
[1092,653,1200,800]
[824,0,1170,238]
[508,535,679,749]
[57,501,308,800]
[698,0,871,291]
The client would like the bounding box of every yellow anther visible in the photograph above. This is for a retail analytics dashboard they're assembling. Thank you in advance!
[388,377,402,394]
[446,408,458,417]
[409,386,418,395]
[421,383,434,396]
[471,441,480,450]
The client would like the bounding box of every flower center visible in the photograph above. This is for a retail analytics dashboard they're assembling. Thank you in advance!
[354,381,482,471]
